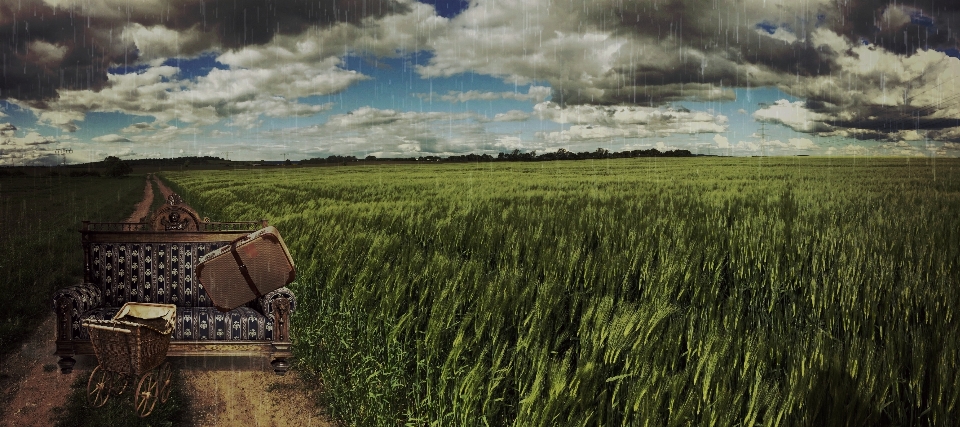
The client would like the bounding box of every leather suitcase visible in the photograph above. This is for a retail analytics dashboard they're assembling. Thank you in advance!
[196,226,296,312]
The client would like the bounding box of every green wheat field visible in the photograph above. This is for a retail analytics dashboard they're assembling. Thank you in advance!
[161,157,960,426]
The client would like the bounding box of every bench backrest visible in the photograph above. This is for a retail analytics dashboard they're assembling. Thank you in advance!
[81,194,265,308]
[88,241,227,307]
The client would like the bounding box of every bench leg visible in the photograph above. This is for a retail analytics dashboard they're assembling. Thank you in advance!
[58,356,77,374]
[271,341,291,375]
[271,357,289,375]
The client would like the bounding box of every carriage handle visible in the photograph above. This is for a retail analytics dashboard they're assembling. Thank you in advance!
[83,323,133,334]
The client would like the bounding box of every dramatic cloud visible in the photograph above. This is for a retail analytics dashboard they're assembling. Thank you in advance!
[3,0,959,158]
[0,122,60,165]
[753,100,835,133]
[19,132,57,146]
[6,0,443,145]
[121,24,218,62]
[31,59,347,132]
[0,0,414,102]
[415,0,960,142]
[418,0,850,104]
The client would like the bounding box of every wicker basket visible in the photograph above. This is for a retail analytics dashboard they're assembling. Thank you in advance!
[83,303,176,377]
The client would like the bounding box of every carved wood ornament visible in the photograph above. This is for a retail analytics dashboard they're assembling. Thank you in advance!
[147,194,203,231]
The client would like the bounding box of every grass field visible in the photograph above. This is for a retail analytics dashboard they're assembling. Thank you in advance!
[0,174,144,356]
[162,157,960,426]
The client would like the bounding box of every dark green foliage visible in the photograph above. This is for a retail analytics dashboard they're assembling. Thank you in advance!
[0,175,143,357]
[165,158,960,426]
[103,156,133,178]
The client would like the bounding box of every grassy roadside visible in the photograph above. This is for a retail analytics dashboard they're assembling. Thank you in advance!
[0,174,146,420]
[0,174,145,355]
[52,369,189,427]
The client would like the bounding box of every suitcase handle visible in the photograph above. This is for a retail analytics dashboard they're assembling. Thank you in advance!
[230,237,264,299]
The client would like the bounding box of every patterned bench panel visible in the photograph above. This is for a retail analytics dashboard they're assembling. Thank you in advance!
[90,242,227,307]
[78,306,274,341]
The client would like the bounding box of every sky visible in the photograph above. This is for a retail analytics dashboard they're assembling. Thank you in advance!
[1,0,960,165]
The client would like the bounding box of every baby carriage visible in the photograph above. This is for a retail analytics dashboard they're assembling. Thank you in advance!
[82,302,176,417]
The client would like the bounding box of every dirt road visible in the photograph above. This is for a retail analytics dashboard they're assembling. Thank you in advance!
[0,174,333,427]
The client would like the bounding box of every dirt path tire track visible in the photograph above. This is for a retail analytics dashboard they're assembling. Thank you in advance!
[126,173,156,224]
[153,174,175,199]
[0,174,333,427]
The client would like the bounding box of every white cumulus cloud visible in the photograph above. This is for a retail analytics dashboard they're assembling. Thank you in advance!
[753,100,834,133]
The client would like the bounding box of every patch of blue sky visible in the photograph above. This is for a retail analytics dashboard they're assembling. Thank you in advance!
[674,86,798,117]
[485,119,541,138]
[417,0,469,19]
[910,12,934,29]
[673,87,808,144]
[163,53,229,80]
[0,100,37,128]
[755,22,779,35]
[64,111,156,138]
[107,53,228,81]
[107,62,152,76]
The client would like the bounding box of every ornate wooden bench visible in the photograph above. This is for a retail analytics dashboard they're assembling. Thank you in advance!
[53,195,296,375]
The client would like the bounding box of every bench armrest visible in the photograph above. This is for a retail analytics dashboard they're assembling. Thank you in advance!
[53,283,103,341]
[251,286,296,342]
[251,286,297,315]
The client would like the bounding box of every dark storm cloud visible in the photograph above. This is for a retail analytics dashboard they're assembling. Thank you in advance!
[158,0,411,49]
[530,0,960,141]
[0,0,123,103]
[559,0,955,106]
[606,0,840,77]
[0,0,410,103]
[835,0,960,55]
[826,103,960,134]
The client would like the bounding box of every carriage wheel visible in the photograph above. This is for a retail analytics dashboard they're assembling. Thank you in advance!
[86,366,112,407]
[157,362,173,403]
[134,372,159,417]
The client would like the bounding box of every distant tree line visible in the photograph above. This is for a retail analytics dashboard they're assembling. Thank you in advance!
[500,147,695,161]
[301,155,364,165]
[302,147,694,164]
[120,156,225,166]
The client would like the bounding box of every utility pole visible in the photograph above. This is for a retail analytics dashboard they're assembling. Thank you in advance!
[758,122,767,157]
[55,148,73,166]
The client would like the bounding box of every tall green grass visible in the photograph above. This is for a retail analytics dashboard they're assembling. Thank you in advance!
[164,158,960,426]
[0,174,144,356]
